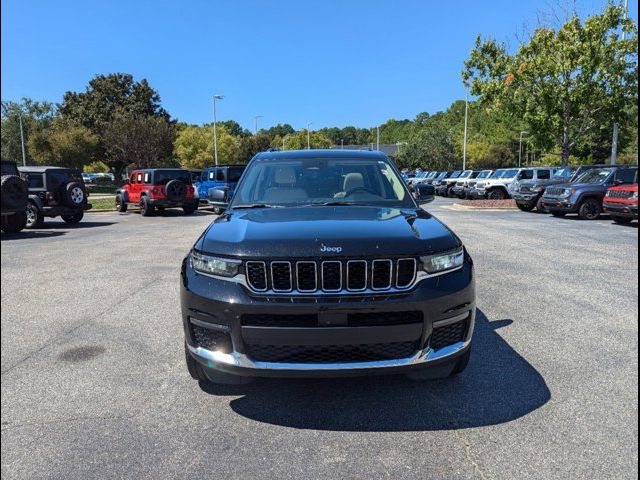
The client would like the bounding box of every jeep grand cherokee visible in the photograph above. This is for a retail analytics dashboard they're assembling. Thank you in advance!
[181,150,476,385]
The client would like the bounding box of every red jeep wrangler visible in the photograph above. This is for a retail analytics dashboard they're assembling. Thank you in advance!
[116,168,198,216]
[603,179,638,225]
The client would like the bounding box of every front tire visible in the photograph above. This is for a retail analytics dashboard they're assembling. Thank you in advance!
[140,197,154,217]
[183,203,198,215]
[61,212,84,224]
[612,215,633,225]
[115,194,128,212]
[25,202,44,229]
[578,198,602,220]
[487,189,507,200]
[551,211,567,218]
[536,198,549,213]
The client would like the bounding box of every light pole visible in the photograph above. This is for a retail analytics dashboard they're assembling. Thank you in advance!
[376,126,380,151]
[518,131,529,168]
[254,115,263,135]
[307,122,312,150]
[462,89,469,170]
[611,0,629,165]
[212,94,224,166]
[18,113,27,166]
[340,138,344,149]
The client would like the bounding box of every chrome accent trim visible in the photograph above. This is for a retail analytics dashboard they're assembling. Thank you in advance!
[271,261,293,292]
[188,309,475,371]
[321,260,342,292]
[346,260,368,292]
[296,261,317,292]
[371,259,393,291]
[432,311,470,328]
[188,317,231,332]
[395,258,417,289]
[245,261,268,292]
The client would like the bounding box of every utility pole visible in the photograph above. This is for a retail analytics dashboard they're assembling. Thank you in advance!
[341,139,344,149]
[213,94,224,166]
[307,122,312,149]
[518,131,529,168]
[462,90,469,170]
[19,114,27,166]
[254,115,263,135]
[376,126,380,151]
[611,0,629,165]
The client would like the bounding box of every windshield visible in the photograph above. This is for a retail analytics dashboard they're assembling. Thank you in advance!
[500,169,519,179]
[154,170,192,184]
[478,171,492,179]
[552,168,575,180]
[459,171,472,178]
[573,168,613,184]
[450,171,462,178]
[231,156,413,208]
[489,170,507,178]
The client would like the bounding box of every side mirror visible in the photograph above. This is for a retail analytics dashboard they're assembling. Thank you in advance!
[413,184,435,204]
[208,187,229,206]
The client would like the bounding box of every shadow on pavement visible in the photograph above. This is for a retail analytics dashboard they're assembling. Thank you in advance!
[1,231,66,240]
[34,221,116,229]
[199,309,551,431]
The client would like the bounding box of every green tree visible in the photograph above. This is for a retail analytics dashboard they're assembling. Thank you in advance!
[397,122,458,170]
[27,120,99,170]
[281,131,332,150]
[173,124,240,169]
[263,123,295,140]
[463,3,638,165]
[102,111,175,178]
[1,99,56,164]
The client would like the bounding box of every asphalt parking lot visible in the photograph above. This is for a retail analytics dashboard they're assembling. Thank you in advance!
[1,199,638,479]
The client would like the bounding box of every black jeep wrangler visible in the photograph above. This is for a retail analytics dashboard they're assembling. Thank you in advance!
[181,150,476,385]
[19,166,92,228]
[1,161,29,233]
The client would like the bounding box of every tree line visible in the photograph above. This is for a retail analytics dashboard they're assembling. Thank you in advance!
[1,3,637,177]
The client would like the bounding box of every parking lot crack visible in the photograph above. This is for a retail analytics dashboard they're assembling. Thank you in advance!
[0,277,160,376]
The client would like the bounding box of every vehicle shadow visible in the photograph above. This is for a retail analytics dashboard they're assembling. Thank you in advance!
[1,231,66,240]
[198,309,551,431]
[35,221,116,229]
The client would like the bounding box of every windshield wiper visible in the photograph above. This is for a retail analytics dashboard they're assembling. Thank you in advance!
[231,204,284,209]
[308,201,370,206]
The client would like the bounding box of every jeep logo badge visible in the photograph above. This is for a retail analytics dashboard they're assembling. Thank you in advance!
[320,244,342,253]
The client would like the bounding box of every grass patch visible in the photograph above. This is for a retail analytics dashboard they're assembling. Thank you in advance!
[87,184,119,194]
[89,197,118,211]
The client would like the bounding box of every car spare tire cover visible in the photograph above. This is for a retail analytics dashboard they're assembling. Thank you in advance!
[1,175,29,209]
[65,182,86,206]
[165,179,187,201]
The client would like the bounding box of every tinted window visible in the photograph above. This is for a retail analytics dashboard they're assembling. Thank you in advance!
[27,173,44,189]
[615,168,638,185]
[502,169,519,179]
[228,167,245,182]
[153,170,191,184]
[233,157,411,207]
[49,170,82,189]
[519,170,534,180]
[216,169,225,182]
[537,170,551,180]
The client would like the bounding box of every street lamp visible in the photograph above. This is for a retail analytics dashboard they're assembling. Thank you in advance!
[254,115,263,135]
[518,131,529,168]
[462,89,469,170]
[213,94,224,166]
[307,122,312,150]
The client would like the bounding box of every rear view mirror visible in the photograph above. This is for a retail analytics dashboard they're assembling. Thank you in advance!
[412,184,435,205]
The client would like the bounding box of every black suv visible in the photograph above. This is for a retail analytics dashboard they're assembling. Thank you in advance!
[181,150,476,385]
[19,166,92,228]
[540,165,638,220]
[1,161,29,233]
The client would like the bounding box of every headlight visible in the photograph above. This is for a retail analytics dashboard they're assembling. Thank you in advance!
[421,248,465,274]
[560,188,572,198]
[534,185,543,192]
[631,192,638,200]
[191,251,241,277]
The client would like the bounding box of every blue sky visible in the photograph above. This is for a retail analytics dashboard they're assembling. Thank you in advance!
[2,0,637,131]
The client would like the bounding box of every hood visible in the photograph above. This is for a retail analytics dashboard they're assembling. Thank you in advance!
[196,206,461,258]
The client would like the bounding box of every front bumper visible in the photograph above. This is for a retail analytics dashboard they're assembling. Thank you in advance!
[603,201,638,218]
[181,257,476,378]
[539,197,576,212]
[450,186,467,197]
[468,189,487,200]
[512,192,541,203]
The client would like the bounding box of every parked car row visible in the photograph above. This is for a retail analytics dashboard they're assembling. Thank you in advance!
[404,164,638,224]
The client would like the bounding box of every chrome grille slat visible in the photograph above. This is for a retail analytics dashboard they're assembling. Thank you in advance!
[244,258,418,294]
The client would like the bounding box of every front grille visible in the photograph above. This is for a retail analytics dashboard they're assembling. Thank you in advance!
[241,311,423,328]
[245,341,419,363]
[519,185,532,193]
[476,182,486,189]
[546,187,565,196]
[191,324,232,353]
[456,181,465,187]
[607,189,634,199]
[430,319,468,350]
[467,181,477,188]
[245,258,417,293]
